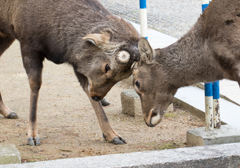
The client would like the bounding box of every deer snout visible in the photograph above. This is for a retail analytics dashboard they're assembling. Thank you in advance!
[144,109,162,127]
[91,96,101,101]
[89,84,104,101]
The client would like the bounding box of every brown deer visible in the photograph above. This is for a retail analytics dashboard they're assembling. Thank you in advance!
[132,0,240,127]
[0,0,140,145]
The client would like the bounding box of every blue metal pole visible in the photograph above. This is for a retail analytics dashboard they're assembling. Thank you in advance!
[202,0,209,12]
[139,0,148,39]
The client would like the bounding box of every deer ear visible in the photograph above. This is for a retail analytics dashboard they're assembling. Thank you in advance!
[138,37,154,64]
[83,29,113,47]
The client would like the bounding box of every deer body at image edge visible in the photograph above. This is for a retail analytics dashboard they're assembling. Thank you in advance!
[132,0,240,127]
[0,0,140,145]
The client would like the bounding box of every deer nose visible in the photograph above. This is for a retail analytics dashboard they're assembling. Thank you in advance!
[92,96,101,101]
[144,119,156,127]
[144,109,162,127]
[150,111,161,126]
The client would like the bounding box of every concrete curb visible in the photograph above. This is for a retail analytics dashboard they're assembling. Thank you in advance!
[1,143,240,168]
[187,125,240,146]
[0,144,21,165]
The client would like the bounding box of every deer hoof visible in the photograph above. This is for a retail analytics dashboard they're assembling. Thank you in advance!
[6,112,19,119]
[101,98,110,106]
[27,137,41,146]
[35,137,41,146]
[103,134,126,145]
[27,137,34,146]
[110,137,126,145]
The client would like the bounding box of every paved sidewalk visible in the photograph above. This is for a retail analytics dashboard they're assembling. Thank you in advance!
[220,80,240,105]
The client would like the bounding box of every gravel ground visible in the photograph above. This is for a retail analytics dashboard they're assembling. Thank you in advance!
[99,0,202,38]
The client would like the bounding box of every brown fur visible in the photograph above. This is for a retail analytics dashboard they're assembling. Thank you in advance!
[0,0,140,145]
[0,32,6,38]
[132,0,240,127]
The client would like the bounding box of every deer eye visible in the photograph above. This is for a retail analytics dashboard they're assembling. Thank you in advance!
[135,80,140,89]
[105,64,111,73]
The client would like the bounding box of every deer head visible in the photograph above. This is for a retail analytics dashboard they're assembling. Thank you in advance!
[79,27,140,101]
[132,38,177,127]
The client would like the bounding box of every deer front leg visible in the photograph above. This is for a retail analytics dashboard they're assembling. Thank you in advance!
[27,79,41,146]
[22,49,43,146]
[0,92,18,119]
[75,72,126,144]
[86,94,126,144]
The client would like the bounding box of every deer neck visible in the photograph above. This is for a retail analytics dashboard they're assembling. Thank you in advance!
[156,19,224,88]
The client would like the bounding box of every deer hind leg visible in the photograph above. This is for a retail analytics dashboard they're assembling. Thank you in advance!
[0,92,18,119]
[0,32,14,56]
[0,33,18,119]
[233,63,240,87]
[75,72,126,144]
[21,46,43,146]
[237,70,240,87]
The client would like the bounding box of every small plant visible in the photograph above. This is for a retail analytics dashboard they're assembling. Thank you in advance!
[158,142,180,150]
[164,113,177,118]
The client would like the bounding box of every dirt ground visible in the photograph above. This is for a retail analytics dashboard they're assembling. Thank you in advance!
[0,41,204,163]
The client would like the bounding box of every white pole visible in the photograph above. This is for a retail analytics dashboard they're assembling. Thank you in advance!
[140,0,148,39]
[205,83,214,131]
[213,81,221,128]
[205,91,213,131]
